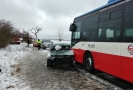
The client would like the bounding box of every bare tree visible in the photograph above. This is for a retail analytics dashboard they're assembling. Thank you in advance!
[56,29,64,42]
[30,27,42,40]
[0,19,14,48]
[21,28,32,41]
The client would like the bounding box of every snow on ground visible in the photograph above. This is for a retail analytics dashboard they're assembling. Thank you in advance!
[0,43,32,90]
[0,40,70,90]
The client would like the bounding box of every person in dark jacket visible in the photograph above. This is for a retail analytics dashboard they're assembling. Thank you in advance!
[27,39,30,47]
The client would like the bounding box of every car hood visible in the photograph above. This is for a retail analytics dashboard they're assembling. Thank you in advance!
[50,50,74,55]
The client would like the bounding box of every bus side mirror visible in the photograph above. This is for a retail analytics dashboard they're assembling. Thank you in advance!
[69,23,76,32]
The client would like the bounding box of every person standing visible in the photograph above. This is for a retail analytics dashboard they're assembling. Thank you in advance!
[36,39,41,50]
[27,39,30,47]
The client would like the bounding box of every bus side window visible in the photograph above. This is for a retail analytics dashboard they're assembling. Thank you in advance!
[123,29,133,42]
[123,5,133,42]
[98,29,107,42]
[82,32,89,41]
[98,18,122,42]
[83,16,98,41]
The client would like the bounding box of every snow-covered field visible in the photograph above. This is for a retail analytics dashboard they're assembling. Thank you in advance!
[0,43,32,90]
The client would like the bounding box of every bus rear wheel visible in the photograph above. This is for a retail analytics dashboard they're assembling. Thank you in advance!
[84,53,94,73]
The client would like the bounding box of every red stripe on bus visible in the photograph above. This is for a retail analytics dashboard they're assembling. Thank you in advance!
[72,48,133,83]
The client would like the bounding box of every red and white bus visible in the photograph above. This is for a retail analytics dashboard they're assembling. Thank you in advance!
[69,0,133,83]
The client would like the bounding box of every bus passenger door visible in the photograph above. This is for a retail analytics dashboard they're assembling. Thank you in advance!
[96,42,121,77]
[96,18,122,77]
[121,43,133,83]
[121,2,133,83]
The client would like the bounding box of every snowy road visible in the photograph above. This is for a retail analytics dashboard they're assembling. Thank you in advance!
[17,46,108,90]
[0,43,123,90]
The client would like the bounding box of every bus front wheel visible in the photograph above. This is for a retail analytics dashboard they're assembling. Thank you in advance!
[84,53,94,73]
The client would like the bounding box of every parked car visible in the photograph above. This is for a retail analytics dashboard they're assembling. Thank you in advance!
[47,43,74,67]
[10,33,22,44]
[41,39,52,49]
[33,41,38,47]
[11,38,21,44]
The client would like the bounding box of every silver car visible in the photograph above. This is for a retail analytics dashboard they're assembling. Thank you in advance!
[47,43,74,67]
[41,39,52,49]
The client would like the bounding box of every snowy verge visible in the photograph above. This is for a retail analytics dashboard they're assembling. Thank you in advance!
[0,43,32,90]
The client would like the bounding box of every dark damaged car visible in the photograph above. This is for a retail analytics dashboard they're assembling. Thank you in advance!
[47,43,74,67]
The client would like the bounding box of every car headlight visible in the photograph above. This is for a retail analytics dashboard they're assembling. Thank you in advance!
[48,56,55,60]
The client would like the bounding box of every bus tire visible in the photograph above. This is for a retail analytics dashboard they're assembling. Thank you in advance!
[84,53,94,73]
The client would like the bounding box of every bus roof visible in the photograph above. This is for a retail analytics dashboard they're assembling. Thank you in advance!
[75,0,121,19]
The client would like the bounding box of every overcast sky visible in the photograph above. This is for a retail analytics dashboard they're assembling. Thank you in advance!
[0,0,108,40]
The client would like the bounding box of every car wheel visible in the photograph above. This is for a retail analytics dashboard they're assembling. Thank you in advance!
[47,59,53,67]
[71,59,76,66]
[84,53,94,73]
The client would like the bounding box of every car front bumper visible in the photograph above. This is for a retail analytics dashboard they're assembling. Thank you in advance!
[48,56,74,64]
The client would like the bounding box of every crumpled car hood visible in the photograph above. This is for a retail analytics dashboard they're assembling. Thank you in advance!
[50,50,74,55]
[47,50,74,58]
